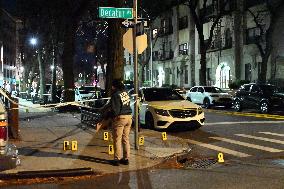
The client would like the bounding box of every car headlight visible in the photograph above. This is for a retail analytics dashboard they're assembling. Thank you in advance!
[154,109,170,116]
[198,107,203,115]
[210,95,219,97]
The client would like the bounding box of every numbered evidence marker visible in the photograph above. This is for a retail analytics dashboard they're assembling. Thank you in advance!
[108,145,114,155]
[218,153,225,163]
[104,132,109,141]
[162,132,167,141]
[63,141,70,151]
[71,141,78,151]
[139,136,144,145]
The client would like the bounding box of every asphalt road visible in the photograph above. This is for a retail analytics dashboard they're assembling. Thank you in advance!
[3,108,284,189]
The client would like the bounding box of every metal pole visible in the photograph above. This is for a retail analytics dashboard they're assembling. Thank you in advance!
[133,0,139,150]
[150,27,153,87]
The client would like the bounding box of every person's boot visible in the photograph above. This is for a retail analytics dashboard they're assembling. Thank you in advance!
[119,159,129,165]
[111,159,120,166]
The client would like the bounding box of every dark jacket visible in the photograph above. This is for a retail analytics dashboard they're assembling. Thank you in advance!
[110,90,132,117]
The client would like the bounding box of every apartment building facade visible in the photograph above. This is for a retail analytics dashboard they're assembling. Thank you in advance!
[124,0,284,88]
[0,9,23,91]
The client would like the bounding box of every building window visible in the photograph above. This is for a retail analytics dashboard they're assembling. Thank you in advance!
[160,18,173,36]
[178,16,188,30]
[179,43,188,55]
[246,27,261,44]
[185,65,189,84]
[245,63,252,81]
[152,28,158,39]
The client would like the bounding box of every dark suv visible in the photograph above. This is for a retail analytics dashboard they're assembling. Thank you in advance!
[233,83,284,113]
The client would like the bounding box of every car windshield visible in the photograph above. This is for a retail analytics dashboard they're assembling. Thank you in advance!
[204,87,224,93]
[143,88,184,101]
[259,85,279,94]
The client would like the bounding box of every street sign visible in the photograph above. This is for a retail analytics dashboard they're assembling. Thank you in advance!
[123,29,148,54]
[99,7,133,19]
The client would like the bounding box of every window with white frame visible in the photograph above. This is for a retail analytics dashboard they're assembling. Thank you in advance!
[179,43,188,55]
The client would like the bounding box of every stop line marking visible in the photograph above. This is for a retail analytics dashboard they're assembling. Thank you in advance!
[259,132,284,137]
[186,139,251,158]
[235,134,284,145]
[206,120,284,125]
[206,110,284,120]
[210,137,283,153]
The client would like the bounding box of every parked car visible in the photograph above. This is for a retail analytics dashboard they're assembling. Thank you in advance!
[129,88,205,130]
[0,100,7,154]
[186,86,233,109]
[75,86,98,101]
[233,83,284,113]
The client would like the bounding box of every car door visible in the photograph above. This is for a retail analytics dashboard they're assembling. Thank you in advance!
[247,84,262,107]
[237,84,251,108]
[196,87,205,104]
[188,87,198,102]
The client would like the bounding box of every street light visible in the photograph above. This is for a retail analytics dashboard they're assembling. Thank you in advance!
[29,37,38,46]
[50,65,55,70]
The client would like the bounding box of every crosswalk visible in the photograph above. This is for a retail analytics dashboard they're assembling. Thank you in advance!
[206,110,284,120]
[186,132,284,158]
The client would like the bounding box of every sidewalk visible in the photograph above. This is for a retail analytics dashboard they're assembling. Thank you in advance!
[2,100,189,176]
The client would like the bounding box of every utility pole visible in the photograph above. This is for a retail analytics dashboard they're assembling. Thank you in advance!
[133,0,139,150]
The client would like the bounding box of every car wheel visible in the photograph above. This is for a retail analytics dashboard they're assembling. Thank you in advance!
[145,112,154,129]
[187,97,191,101]
[233,99,242,112]
[203,98,211,109]
[260,101,269,114]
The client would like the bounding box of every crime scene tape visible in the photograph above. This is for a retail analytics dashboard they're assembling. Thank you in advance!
[0,88,139,111]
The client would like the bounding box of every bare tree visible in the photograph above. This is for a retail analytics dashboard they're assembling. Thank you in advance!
[183,0,229,85]
[247,0,284,83]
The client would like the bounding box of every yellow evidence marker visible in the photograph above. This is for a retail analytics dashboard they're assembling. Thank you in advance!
[218,153,225,163]
[139,136,144,145]
[63,141,70,151]
[71,141,78,151]
[162,132,167,141]
[109,145,114,155]
[104,132,109,141]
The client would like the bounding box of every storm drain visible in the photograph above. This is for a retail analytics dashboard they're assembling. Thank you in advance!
[183,158,218,169]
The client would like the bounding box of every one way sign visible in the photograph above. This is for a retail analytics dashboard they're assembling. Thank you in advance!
[122,20,134,28]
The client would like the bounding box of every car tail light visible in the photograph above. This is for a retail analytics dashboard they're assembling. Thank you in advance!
[0,120,8,154]
[0,126,7,140]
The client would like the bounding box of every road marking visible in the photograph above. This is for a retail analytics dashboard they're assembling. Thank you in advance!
[210,137,283,153]
[206,120,284,125]
[186,139,250,158]
[206,110,284,120]
[259,132,284,137]
[236,134,284,145]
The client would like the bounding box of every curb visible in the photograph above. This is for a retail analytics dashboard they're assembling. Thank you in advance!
[0,167,98,180]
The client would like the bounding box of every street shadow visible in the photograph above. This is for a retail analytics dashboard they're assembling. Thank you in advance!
[18,147,112,165]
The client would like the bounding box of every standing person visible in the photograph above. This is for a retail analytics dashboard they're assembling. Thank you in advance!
[109,79,132,166]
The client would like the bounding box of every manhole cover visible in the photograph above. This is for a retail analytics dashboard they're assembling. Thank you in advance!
[183,158,218,169]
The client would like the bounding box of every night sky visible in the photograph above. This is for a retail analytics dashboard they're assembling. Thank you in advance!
[0,0,16,15]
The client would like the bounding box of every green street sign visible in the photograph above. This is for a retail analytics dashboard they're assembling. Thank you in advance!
[99,7,133,19]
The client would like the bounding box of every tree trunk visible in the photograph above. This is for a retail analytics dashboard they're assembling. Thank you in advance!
[106,0,124,96]
[199,47,207,86]
[37,51,46,99]
[62,20,76,102]
[258,55,269,83]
